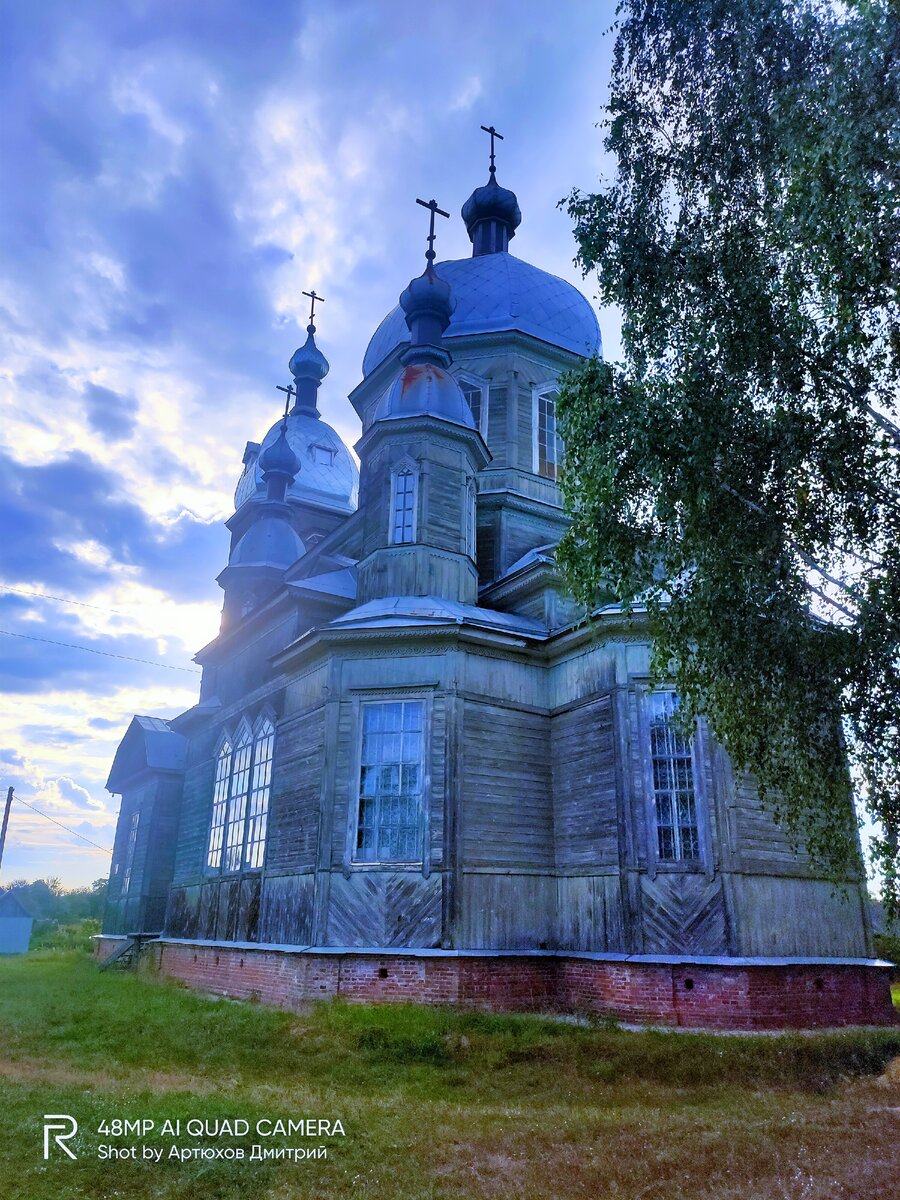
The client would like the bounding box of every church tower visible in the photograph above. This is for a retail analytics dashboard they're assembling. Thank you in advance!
[356,200,489,605]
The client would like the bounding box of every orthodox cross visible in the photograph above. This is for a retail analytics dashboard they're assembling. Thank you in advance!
[302,288,324,331]
[480,124,504,176]
[415,197,450,266]
[275,382,295,420]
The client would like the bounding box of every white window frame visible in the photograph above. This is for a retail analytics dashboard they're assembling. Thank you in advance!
[389,459,419,545]
[456,371,489,438]
[206,714,276,875]
[532,383,563,480]
[351,697,428,866]
[638,687,708,873]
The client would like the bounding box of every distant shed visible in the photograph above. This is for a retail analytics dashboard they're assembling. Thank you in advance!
[0,890,34,954]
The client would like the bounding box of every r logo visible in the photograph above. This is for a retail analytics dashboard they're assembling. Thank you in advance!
[43,1114,78,1160]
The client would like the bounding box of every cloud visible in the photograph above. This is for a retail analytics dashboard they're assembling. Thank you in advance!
[0,0,615,886]
[83,383,138,441]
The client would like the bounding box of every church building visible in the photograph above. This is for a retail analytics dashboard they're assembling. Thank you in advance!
[98,141,895,1029]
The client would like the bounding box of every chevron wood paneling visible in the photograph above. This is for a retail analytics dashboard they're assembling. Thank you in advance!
[325,872,442,948]
[639,874,728,955]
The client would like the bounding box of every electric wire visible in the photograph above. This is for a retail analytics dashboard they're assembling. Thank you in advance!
[11,793,112,855]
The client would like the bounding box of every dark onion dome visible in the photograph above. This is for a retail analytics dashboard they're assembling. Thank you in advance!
[258,424,301,483]
[398,263,456,351]
[461,175,522,254]
[372,361,476,428]
[289,327,329,383]
[362,253,602,377]
[229,513,304,570]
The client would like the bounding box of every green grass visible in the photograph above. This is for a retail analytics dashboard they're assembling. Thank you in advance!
[1,951,899,1199]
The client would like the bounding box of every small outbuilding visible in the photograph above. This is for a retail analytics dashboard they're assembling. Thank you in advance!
[0,890,34,954]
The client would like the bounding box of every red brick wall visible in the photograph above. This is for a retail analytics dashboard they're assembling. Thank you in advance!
[94,938,897,1030]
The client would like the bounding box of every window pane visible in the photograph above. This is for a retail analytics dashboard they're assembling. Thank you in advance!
[461,383,481,428]
[121,811,140,894]
[648,692,700,862]
[206,742,232,871]
[391,470,416,543]
[244,722,274,870]
[536,390,563,480]
[224,732,252,872]
[355,700,425,863]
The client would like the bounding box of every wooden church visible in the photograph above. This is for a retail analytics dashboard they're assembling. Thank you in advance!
[98,143,894,1028]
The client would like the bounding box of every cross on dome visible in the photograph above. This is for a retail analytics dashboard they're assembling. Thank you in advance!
[480,124,504,177]
[415,197,450,266]
[302,289,324,332]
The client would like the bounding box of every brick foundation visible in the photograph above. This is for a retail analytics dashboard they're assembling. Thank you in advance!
[94,937,898,1031]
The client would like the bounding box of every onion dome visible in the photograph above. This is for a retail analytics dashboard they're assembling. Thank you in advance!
[258,423,301,501]
[229,513,304,570]
[289,325,330,416]
[397,265,456,367]
[372,361,475,428]
[462,175,522,256]
[371,198,474,429]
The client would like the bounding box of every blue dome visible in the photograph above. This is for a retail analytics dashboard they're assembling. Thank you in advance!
[235,411,359,513]
[363,252,601,376]
[230,514,304,569]
[372,362,475,428]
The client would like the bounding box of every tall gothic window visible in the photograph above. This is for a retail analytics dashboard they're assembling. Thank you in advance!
[206,719,275,873]
[465,478,477,560]
[390,466,417,544]
[355,700,425,863]
[648,692,700,862]
[534,386,562,480]
[120,810,139,895]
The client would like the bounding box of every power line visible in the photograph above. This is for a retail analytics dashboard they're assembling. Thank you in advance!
[0,628,200,674]
[11,793,112,856]
[0,584,129,618]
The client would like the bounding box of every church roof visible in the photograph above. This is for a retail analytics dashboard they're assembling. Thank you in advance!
[106,715,187,793]
[234,410,359,513]
[328,595,548,638]
[362,253,601,376]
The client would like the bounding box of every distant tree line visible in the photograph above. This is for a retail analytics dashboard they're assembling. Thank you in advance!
[0,876,108,923]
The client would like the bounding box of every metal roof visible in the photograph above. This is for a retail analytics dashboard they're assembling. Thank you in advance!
[363,253,601,376]
[234,410,359,513]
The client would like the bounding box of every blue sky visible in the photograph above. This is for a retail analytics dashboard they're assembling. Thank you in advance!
[0,1,619,887]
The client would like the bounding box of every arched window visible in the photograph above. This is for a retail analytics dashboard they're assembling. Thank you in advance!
[533,385,562,480]
[206,740,232,870]
[245,719,274,869]
[647,692,700,862]
[223,724,253,872]
[390,465,417,544]
[206,719,276,874]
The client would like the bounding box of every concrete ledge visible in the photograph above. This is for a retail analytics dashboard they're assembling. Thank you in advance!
[133,937,894,970]
[94,935,898,1031]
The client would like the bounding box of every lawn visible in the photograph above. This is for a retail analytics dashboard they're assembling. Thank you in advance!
[0,951,899,1200]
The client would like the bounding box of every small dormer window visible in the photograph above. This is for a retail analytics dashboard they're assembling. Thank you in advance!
[310,443,336,467]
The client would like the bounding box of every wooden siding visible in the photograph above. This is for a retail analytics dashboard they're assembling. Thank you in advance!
[551,696,619,871]
[461,701,553,870]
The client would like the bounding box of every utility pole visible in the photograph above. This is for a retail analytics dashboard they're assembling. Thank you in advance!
[0,786,13,876]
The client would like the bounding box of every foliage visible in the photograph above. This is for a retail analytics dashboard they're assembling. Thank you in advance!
[29,917,100,953]
[0,877,107,946]
[558,0,900,908]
